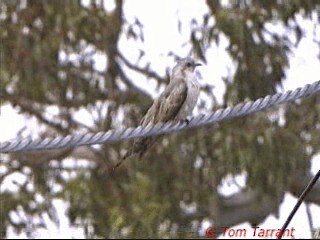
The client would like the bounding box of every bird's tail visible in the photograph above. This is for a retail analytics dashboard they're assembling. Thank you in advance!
[113,151,132,170]
[113,137,155,170]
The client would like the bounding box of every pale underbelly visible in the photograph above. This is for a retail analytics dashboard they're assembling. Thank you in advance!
[176,85,199,119]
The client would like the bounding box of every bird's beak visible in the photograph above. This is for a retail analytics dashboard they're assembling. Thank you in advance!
[194,63,202,67]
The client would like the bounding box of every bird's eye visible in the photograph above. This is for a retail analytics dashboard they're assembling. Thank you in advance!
[186,62,193,68]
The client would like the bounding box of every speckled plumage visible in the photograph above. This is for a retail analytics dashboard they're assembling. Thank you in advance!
[114,58,201,169]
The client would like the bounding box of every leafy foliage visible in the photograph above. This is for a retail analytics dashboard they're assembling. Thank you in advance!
[1,0,319,238]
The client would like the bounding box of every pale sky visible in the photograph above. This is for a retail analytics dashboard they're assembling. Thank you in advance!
[1,0,320,238]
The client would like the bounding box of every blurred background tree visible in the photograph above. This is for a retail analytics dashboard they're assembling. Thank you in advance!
[1,0,320,238]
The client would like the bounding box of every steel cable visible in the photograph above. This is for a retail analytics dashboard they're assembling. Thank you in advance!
[1,80,319,153]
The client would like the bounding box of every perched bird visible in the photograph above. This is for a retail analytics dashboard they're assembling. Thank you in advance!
[114,57,201,169]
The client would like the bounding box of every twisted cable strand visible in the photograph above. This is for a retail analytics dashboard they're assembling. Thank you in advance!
[1,80,319,153]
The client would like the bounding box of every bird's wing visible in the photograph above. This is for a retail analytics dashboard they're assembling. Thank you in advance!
[140,80,188,126]
[114,80,188,168]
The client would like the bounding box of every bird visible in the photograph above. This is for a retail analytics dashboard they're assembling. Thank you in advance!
[114,57,201,169]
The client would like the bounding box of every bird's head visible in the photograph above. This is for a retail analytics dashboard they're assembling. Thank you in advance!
[171,57,202,80]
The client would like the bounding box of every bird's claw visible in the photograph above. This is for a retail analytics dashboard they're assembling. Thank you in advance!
[181,116,192,125]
